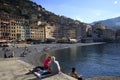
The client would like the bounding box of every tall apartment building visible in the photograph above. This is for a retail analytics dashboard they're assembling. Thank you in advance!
[30,20,45,41]
[10,19,30,40]
[103,29,115,40]
[0,12,30,41]
[0,13,10,40]
[30,20,55,42]
[55,22,83,40]
[45,23,55,39]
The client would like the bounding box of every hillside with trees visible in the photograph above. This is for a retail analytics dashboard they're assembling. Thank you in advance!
[0,0,75,24]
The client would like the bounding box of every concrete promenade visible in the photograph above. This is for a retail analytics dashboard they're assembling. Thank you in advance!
[0,58,77,80]
[0,58,36,80]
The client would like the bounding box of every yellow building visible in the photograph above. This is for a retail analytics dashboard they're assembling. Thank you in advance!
[30,20,44,40]
[45,23,55,39]
[30,20,55,42]
[0,12,29,41]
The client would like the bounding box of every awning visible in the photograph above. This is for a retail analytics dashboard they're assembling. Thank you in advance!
[46,37,56,40]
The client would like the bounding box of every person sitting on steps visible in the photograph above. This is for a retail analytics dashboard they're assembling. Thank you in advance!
[49,56,61,74]
[69,67,83,80]
[30,56,52,73]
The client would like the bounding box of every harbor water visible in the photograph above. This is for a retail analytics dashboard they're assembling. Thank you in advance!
[50,43,120,78]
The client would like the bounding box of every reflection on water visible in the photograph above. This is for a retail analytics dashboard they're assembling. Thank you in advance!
[50,43,120,78]
[69,47,77,61]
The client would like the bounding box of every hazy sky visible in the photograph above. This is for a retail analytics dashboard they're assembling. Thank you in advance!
[32,0,120,23]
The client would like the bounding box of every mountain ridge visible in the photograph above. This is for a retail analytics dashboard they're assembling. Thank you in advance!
[92,16,120,29]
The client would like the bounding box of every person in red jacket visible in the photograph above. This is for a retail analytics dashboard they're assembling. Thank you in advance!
[30,56,52,73]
